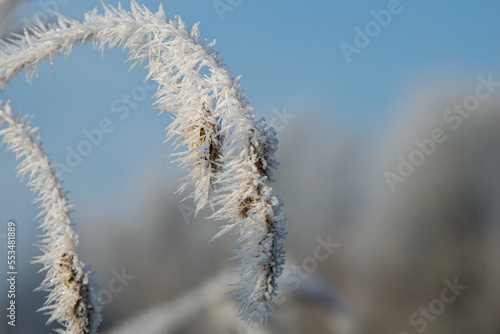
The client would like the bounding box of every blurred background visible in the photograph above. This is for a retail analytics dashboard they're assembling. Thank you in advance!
[1,0,500,333]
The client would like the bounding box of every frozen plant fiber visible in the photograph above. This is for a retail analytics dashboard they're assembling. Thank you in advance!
[0,101,101,333]
[0,1,286,331]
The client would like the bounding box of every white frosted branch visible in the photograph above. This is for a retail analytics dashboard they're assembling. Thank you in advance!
[0,1,286,326]
[0,100,101,333]
[104,271,271,334]
[104,272,232,334]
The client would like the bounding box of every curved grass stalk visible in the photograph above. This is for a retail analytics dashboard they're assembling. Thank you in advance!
[104,272,232,334]
[104,271,270,334]
[0,1,286,327]
[0,101,101,333]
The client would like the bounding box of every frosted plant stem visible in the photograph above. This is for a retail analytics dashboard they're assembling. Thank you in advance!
[0,100,101,334]
[0,1,286,326]
[104,272,232,334]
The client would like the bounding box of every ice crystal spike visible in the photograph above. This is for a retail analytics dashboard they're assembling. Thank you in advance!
[0,1,286,327]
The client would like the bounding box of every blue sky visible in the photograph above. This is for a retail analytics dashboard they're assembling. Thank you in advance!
[6,0,500,130]
[1,0,500,240]
[2,3,500,332]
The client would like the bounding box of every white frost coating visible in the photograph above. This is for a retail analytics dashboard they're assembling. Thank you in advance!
[0,101,101,334]
[105,272,232,334]
[0,1,286,326]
